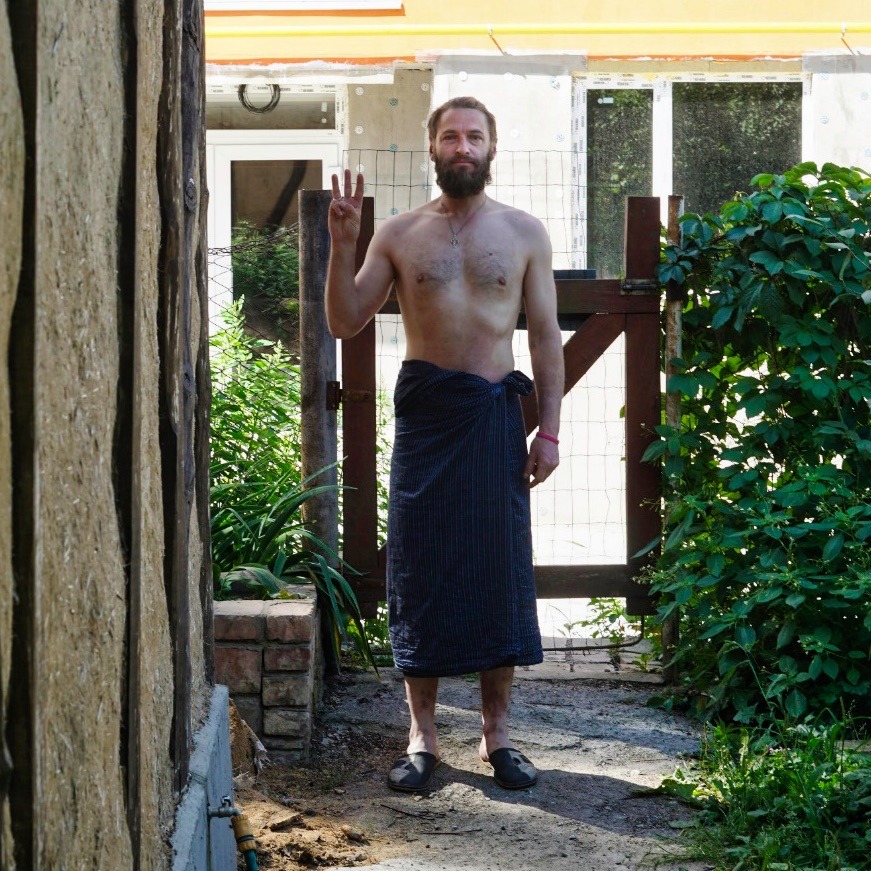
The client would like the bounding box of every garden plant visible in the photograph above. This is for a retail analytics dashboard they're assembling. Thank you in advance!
[646,162,871,869]
[210,300,373,668]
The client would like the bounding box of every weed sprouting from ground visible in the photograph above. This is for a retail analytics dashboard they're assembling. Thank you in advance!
[658,715,871,870]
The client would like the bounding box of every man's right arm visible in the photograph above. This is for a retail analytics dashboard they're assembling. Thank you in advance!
[325,170,395,339]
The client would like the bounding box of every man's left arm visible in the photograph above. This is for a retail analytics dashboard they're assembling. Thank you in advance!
[522,219,564,488]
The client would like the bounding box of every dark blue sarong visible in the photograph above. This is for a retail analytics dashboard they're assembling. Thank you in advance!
[387,359,543,677]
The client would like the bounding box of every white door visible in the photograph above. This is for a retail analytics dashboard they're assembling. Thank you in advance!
[206,130,343,326]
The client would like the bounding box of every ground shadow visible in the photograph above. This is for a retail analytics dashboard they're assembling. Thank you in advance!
[420,762,683,837]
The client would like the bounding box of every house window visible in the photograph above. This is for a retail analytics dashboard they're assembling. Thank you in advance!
[231,159,322,231]
[578,76,804,277]
[586,89,654,280]
[673,82,803,215]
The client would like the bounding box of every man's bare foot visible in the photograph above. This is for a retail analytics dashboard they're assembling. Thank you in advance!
[479,734,509,763]
[408,724,440,760]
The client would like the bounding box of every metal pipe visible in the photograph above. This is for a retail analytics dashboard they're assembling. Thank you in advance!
[205,20,871,39]
[208,797,260,870]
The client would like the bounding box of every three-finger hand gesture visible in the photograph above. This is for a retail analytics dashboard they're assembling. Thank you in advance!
[328,169,365,246]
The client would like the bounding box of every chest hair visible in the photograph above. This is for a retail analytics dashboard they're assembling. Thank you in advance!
[405,241,518,295]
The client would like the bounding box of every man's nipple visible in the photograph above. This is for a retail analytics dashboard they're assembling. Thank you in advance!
[498,276,507,286]
[416,273,426,283]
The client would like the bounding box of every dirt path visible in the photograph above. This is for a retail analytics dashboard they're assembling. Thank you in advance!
[235,651,710,871]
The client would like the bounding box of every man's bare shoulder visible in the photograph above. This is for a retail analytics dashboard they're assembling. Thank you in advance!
[487,199,545,225]
[487,200,550,243]
[374,200,439,241]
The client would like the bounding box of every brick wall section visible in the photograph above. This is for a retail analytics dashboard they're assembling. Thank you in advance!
[214,591,323,763]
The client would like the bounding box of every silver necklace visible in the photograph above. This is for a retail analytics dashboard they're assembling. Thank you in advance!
[441,195,487,247]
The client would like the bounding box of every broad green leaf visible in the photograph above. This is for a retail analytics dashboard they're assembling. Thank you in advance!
[641,440,667,462]
[822,533,845,561]
[762,201,783,223]
[784,688,808,718]
[706,553,725,576]
[813,625,833,645]
[748,250,784,275]
[822,658,839,679]
[711,306,734,329]
[667,373,701,397]
[631,535,662,559]
[675,587,693,605]
[735,625,757,649]
[776,622,795,649]
[699,622,730,640]
[756,586,784,604]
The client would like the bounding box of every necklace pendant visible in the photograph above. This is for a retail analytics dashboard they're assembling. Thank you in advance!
[450,236,459,248]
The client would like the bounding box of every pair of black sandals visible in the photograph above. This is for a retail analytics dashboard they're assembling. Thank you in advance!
[387,748,538,792]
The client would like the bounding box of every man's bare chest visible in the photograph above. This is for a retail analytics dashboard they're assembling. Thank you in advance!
[394,236,523,296]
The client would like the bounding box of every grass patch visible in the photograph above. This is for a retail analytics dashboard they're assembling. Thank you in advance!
[658,716,871,870]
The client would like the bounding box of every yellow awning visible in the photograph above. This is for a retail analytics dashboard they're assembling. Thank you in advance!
[205,1,871,65]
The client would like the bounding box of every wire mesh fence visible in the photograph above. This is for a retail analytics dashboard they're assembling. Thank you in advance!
[344,147,585,270]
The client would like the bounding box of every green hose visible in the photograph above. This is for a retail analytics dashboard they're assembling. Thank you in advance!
[232,812,258,870]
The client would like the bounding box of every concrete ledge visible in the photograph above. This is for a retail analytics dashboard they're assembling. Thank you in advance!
[171,684,235,871]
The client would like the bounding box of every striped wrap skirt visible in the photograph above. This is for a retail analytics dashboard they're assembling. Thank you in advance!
[386,359,543,677]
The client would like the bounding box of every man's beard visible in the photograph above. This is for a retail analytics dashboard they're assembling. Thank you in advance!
[434,153,493,198]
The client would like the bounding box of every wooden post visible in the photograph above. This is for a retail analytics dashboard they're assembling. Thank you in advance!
[661,194,685,683]
[299,190,339,669]
[623,197,662,617]
[339,199,378,614]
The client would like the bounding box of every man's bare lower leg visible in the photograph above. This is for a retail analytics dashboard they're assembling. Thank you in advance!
[478,666,514,761]
[404,676,440,758]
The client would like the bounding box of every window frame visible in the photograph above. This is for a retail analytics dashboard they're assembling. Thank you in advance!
[206,129,344,325]
[572,72,810,269]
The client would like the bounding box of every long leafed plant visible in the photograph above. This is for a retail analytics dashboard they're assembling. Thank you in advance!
[210,300,374,668]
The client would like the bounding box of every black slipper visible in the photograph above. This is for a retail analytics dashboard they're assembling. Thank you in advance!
[487,747,538,789]
[387,751,441,793]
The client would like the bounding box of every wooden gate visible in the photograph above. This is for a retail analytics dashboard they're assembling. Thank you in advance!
[339,197,661,617]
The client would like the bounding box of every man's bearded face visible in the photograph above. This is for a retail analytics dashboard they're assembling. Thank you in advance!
[433,151,493,198]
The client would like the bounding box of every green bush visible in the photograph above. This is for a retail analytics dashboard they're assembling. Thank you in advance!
[659,717,871,870]
[649,162,871,723]
[210,300,373,668]
[211,298,302,490]
[231,220,300,315]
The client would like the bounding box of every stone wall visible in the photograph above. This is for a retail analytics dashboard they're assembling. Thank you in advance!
[214,594,323,763]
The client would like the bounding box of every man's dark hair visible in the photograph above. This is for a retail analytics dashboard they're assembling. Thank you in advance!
[427,96,498,146]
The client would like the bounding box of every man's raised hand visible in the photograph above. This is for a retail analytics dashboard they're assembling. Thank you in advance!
[328,169,365,245]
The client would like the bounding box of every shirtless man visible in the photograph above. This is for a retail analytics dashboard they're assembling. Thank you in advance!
[326,96,564,792]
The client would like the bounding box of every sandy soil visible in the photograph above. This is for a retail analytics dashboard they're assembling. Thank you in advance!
[232,648,711,871]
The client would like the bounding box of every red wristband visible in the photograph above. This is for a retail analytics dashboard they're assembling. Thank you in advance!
[535,430,559,446]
